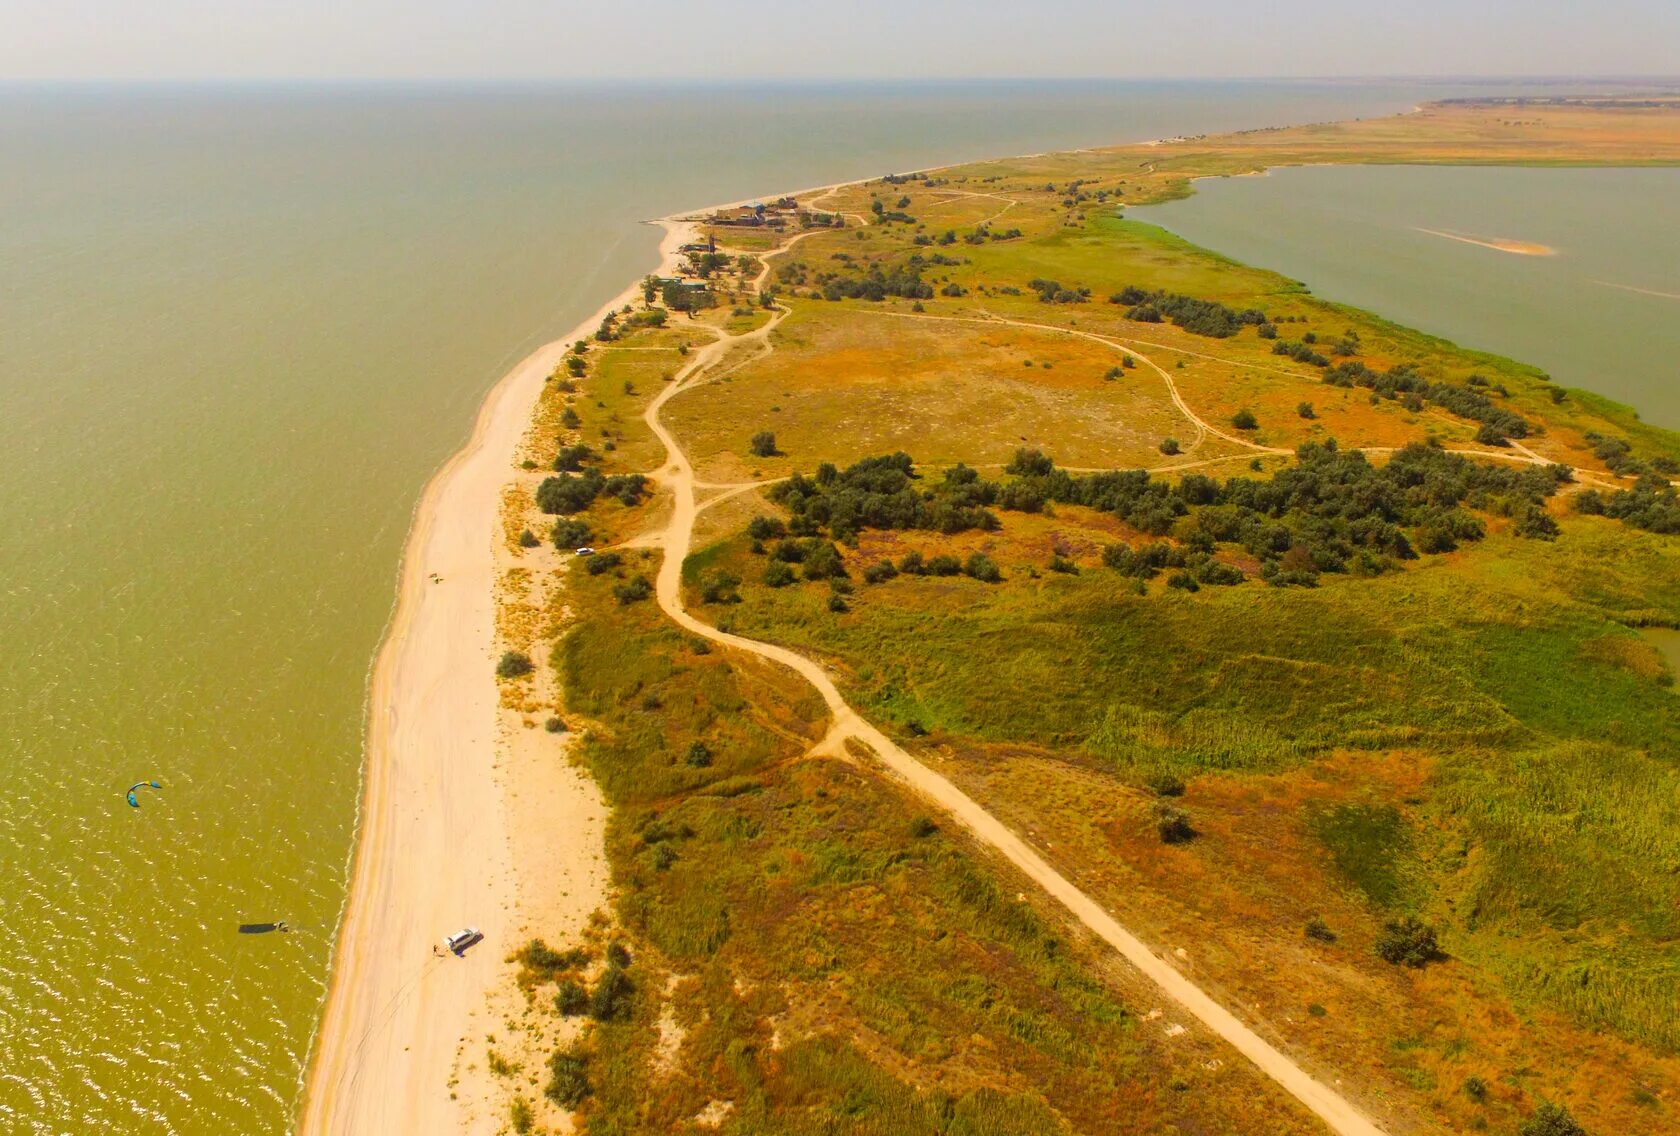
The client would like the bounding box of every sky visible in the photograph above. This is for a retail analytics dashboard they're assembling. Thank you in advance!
[3,0,1678,82]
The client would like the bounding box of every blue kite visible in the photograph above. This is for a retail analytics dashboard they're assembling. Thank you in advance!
[127,780,162,808]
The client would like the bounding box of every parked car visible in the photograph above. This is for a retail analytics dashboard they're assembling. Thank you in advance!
[444,927,483,956]
[574,546,596,556]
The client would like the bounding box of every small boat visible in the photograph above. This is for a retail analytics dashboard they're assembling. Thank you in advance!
[238,921,289,935]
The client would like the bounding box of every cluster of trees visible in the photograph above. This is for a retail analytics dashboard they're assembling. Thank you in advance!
[1576,473,1680,533]
[1029,278,1091,304]
[820,265,935,301]
[763,444,1571,591]
[1320,360,1532,444]
[1581,432,1679,478]
[1273,338,1330,367]
[868,199,915,224]
[536,467,647,514]
[767,453,1003,542]
[1110,285,1267,339]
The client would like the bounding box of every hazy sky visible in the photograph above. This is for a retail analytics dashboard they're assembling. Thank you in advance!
[4,0,1678,81]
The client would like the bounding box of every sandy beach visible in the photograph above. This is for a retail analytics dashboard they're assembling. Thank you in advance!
[295,221,693,1136]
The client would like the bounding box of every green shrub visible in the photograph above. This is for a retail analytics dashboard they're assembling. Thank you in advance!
[1155,803,1195,844]
[545,1044,590,1107]
[1231,409,1258,430]
[964,553,1003,583]
[750,430,779,457]
[552,518,592,549]
[763,561,796,587]
[613,575,652,604]
[1375,916,1441,968]
[1304,917,1336,943]
[497,651,533,679]
[686,741,712,768]
[555,978,588,1016]
[1159,437,1180,455]
[518,528,539,548]
[589,965,634,1021]
[544,716,566,734]
[510,1095,534,1134]
[1463,1075,1487,1102]
[1520,1103,1586,1136]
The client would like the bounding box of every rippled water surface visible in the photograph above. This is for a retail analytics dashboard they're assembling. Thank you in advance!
[0,79,1549,1132]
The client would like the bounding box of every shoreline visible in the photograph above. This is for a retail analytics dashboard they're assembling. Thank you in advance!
[295,219,695,1135]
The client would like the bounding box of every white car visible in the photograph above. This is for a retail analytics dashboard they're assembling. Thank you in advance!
[444,927,483,956]
[574,547,595,557]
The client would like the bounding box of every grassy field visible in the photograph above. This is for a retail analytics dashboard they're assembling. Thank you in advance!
[503,99,1680,1136]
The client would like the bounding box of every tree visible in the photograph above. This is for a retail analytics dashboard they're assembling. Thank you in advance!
[1231,409,1258,430]
[1520,1103,1586,1136]
[1375,916,1441,967]
[763,561,796,587]
[497,651,533,679]
[589,964,634,1021]
[1297,401,1316,419]
[1159,438,1181,456]
[750,430,779,457]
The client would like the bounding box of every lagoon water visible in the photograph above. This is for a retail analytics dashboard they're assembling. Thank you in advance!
[1138,164,1680,428]
[0,80,1577,1132]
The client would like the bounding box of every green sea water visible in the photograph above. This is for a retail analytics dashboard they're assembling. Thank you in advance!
[0,80,1573,1133]
[1138,164,1680,428]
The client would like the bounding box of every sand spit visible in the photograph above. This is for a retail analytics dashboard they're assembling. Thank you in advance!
[295,220,694,1136]
[1414,226,1557,256]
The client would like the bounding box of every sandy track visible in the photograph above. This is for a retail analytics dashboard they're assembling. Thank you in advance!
[639,279,1388,1136]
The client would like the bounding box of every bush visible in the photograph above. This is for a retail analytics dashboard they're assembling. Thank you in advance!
[1297,401,1316,419]
[763,561,796,587]
[1146,771,1185,797]
[544,716,566,734]
[910,815,939,838]
[686,741,712,768]
[589,964,634,1021]
[1231,409,1258,430]
[606,941,632,969]
[1155,803,1195,844]
[700,571,741,604]
[1304,917,1336,943]
[862,560,898,584]
[545,1045,590,1107]
[1462,1075,1487,1102]
[1159,437,1181,455]
[518,528,540,548]
[497,651,534,679]
[1047,553,1079,574]
[551,518,592,549]
[1374,916,1441,967]
[613,575,652,604]
[584,550,622,575]
[510,1096,534,1134]
[1520,1103,1586,1136]
[802,542,847,580]
[554,978,588,1016]
[897,551,927,575]
[749,430,779,457]
[747,515,786,541]
[827,593,850,612]
[964,553,1003,582]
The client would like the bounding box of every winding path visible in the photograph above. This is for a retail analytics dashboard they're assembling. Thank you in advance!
[625,279,1388,1135]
